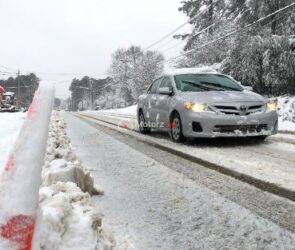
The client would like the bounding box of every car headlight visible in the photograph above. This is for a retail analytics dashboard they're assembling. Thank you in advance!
[184,102,209,112]
[266,100,278,111]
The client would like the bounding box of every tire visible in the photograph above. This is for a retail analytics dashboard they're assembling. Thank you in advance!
[138,111,151,134]
[170,112,186,143]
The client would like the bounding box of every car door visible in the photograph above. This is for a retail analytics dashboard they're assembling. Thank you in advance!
[145,77,163,123]
[156,76,174,128]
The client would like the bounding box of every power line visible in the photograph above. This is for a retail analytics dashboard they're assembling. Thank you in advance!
[162,21,221,53]
[35,1,218,80]
[150,36,182,51]
[0,71,12,75]
[166,2,295,63]
[162,40,186,53]
[0,70,16,75]
[31,71,83,76]
[144,0,220,51]
[144,22,190,51]
[20,70,109,81]
[0,66,107,80]
[0,64,16,72]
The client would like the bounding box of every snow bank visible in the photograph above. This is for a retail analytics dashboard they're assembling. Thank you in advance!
[86,105,137,117]
[42,114,103,195]
[33,111,115,249]
[33,183,114,250]
[277,96,295,132]
[0,84,54,249]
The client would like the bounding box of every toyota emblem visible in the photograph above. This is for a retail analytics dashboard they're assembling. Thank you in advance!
[240,105,248,112]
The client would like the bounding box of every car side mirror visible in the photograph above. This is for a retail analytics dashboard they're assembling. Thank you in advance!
[158,87,173,96]
[243,86,253,92]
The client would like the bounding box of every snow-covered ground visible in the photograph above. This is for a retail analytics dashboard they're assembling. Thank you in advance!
[96,105,137,116]
[65,113,295,249]
[0,111,115,249]
[79,111,295,195]
[277,96,295,132]
[0,113,25,170]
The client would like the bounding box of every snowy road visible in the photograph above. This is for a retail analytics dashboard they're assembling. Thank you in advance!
[79,111,295,200]
[64,113,295,249]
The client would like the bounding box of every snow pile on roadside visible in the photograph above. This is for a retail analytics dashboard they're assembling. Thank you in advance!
[98,105,137,116]
[42,113,103,195]
[0,112,25,170]
[34,183,114,250]
[34,112,115,249]
[277,96,295,132]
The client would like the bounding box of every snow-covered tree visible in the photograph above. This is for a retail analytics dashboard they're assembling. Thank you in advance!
[175,0,237,66]
[177,0,227,48]
[176,0,295,95]
[109,46,164,105]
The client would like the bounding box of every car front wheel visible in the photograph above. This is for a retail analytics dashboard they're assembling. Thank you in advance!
[170,113,186,143]
[138,111,151,134]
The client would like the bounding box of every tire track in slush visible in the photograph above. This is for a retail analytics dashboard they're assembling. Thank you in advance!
[76,113,295,233]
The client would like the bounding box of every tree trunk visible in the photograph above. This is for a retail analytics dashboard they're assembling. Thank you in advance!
[208,0,214,35]
[269,0,280,35]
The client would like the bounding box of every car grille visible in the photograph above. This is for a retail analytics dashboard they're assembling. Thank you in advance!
[213,104,265,116]
[213,124,268,133]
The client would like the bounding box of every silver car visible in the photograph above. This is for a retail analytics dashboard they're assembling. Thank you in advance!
[137,69,278,142]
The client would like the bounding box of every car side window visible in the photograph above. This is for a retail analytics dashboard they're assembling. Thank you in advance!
[160,77,173,91]
[150,78,163,94]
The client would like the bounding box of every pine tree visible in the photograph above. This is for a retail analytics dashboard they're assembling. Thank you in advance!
[176,0,295,95]
[178,0,227,50]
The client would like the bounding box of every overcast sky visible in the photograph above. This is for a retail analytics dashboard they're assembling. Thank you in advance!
[0,0,188,98]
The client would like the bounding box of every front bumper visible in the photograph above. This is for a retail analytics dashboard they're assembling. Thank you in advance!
[181,110,278,138]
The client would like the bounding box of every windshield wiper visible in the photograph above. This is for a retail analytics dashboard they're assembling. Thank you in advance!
[180,80,210,91]
[182,80,225,91]
[200,81,240,91]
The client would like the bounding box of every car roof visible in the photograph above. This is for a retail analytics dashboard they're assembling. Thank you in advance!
[165,66,219,76]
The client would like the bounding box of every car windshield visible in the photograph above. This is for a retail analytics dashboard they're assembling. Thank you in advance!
[174,74,243,92]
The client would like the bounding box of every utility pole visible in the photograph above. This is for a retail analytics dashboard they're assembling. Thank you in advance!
[17,69,21,108]
[82,89,84,110]
[89,78,94,110]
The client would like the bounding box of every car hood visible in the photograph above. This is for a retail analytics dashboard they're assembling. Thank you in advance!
[179,91,265,104]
